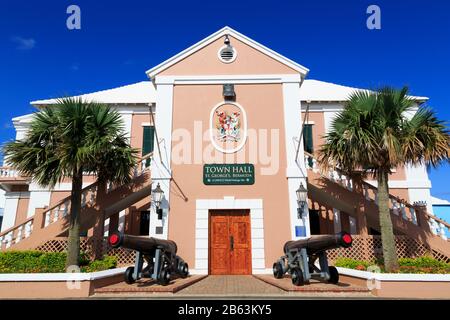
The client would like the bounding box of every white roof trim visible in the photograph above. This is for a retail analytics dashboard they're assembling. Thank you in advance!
[431,196,450,206]
[12,113,35,123]
[146,26,309,78]
[299,79,429,103]
[30,81,156,106]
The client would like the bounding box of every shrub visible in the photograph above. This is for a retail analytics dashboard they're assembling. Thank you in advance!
[0,251,117,273]
[0,251,66,273]
[397,256,450,274]
[334,256,450,274]
[334,257,372,271]
[81,256,117,273]
[398,256,446,268]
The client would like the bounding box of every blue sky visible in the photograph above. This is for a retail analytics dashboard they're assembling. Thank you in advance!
[0,0,449,200]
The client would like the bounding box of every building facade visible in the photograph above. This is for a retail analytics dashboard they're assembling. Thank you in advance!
[0,27,448,273]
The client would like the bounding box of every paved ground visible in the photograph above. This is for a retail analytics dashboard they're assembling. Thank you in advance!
[179,275,285,295]
[95,275,207,294]
[93,275,375,299]
[254,275,370,293]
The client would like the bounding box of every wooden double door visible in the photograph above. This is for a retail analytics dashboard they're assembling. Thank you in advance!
[209,210,252,275]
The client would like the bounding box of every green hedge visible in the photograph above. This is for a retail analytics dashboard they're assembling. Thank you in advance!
[335,256,450,274]
[334,257,373,271]
[397,257,450,274]
[80,256,117,273]
[0,251,117,273]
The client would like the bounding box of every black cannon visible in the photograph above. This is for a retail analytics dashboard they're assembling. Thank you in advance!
[108,233,189,285]
[272,231,352,286]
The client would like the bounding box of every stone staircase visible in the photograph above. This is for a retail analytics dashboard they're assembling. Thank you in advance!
[304,152,450,261]
[0,154,153,251]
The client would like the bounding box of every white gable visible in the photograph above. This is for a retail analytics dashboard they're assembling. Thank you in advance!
[145,26,309,79]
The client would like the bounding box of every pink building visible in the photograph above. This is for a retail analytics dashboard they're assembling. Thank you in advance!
[1,27,449,274]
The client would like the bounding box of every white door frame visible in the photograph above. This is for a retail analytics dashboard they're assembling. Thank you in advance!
[193,196,267,275]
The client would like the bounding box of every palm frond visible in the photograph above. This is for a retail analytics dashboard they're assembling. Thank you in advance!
[318,86,449,177]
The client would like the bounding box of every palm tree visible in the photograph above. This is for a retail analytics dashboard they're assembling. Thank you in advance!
[3,98,138,267]
[318,87,449,272]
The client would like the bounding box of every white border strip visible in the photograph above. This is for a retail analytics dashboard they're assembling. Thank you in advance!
[337,267,450,282]
[155,74,302,85]
[0,267,127,282]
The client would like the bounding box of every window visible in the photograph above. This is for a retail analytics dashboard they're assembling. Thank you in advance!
[142,126,155,155]
[142,126,155,167]
[303,124,314,154]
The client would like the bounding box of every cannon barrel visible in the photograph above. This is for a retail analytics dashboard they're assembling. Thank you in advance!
[283,231,352,254]
[108,233,178,255]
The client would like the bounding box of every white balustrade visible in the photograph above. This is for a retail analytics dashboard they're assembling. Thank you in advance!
[400,203,407,220]
[5,232,12,248]
[438,223,448,240]
[429,218,439,235]
[15,226,23,243]
[0,167,19,178]
[24,221,32,238]
[346,178,353,191]
[409,207,418,225]
[81,192,87,208]
[62,202,69,217]
[329,170,339,183]
[44,211,51,227]
[141,160,148,172]
[53,207,59,223]
[391,199,399,215]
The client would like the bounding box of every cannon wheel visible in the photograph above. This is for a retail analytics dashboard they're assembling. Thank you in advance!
[124,267,136,284]
[180,262,189,278]
[291,268,305,286]
[273,262,284,279]
[158,267,171,286]
[177,260,189,278]
[328,266,339,284]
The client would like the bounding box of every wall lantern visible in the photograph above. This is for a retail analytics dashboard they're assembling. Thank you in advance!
[152,182,164,220]
[224,34,231,46]
[296,183,308,219]
[223,84,236,101]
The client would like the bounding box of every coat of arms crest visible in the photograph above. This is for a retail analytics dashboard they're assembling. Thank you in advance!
[215,110,241,142]
[210,102,247,154]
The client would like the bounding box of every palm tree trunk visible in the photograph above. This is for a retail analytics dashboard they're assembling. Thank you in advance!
[66,168,83,268]
[377,170,399,272]
[92,181,107,260]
